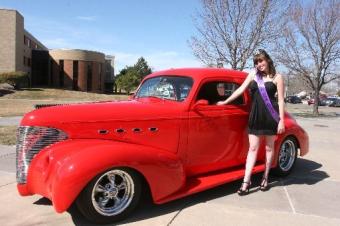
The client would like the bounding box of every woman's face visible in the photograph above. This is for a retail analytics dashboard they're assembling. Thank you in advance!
[255,57,269,73]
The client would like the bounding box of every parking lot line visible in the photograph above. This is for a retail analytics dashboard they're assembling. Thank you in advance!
[282,181,296,214]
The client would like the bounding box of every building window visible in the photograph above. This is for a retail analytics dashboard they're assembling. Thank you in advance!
[59,60,64,87]
[87,63,92,91]
[50,60,54,86]
[24,36,33,48]
[73,61,78,90]
[98,63,103,90]
[23,56,30,67]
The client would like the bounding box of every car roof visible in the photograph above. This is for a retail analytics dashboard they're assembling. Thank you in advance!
[144,67,248,81]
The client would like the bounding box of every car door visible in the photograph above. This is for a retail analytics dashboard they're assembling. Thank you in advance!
[185,78,250,176]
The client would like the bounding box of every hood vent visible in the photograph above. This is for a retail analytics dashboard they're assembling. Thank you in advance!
[34,103,70,109]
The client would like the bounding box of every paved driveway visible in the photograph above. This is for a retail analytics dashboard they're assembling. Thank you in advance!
[0,117,339,226]
[0,116,22,126]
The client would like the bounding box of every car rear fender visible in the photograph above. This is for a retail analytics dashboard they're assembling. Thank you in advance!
[272,115,309,168]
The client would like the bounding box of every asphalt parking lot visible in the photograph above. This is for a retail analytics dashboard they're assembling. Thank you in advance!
[0,115,339,226]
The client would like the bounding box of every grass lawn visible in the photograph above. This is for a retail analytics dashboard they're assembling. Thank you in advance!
[0,125,17,145]
[0,88,129,117]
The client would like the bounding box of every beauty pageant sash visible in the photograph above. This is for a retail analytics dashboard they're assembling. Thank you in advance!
[254,72,280,123]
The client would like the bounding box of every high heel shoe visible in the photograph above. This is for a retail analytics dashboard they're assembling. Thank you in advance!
[260,177,270,191]
[237,181,251,196]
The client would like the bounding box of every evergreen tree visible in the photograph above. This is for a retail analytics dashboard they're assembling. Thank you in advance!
[115,57,153,94]
[134,57,152,79]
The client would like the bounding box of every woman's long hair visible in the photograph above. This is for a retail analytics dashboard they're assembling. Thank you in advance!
[253,49,276,77]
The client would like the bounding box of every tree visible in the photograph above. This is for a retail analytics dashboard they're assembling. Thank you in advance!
[274,0,340,115]
[115,57,153,94]
[189,0,290,70]
[134,57,152,79]
[115,67,140,94]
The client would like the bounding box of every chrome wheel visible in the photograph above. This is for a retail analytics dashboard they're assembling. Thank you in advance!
[279,139,297,171]
[91,169,134,216]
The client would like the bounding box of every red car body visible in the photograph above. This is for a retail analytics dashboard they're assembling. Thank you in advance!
[16,68,309,216]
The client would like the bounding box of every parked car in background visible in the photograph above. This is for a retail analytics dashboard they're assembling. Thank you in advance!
[308,98,327,106]
[285,95,302,104]
[329,98,340,107]
[16,68,309,224]
[308,98,314,105]
[324,97,338,106]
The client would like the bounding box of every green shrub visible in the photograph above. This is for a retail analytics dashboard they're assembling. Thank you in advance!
[0,71,29,89]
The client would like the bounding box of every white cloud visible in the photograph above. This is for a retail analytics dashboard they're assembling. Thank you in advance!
[24,16,202,74]
[25,15,116,51]
[76,16,96,21]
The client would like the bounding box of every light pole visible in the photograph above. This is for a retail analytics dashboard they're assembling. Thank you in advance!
[217,58,224,68]
[285,73,290,97]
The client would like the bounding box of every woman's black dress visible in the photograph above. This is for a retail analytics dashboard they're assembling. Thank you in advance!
[247,80,279,135]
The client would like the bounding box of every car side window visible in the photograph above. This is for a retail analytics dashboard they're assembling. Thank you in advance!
[196,81,244,105]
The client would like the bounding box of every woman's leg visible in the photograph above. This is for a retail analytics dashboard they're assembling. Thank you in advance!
[241,134,261,190]
[262,135,276,187]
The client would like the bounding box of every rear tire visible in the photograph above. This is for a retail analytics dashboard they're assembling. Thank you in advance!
[76,167,141,224]
[273,137,298,176]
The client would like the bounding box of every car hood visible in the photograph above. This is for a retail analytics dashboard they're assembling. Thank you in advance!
[20,98,185,127]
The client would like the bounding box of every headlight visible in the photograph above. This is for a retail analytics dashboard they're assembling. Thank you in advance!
[16,126,68,184]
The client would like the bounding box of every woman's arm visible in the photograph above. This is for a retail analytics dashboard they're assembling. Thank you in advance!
[275,73,285,134]
[216,70,255,105]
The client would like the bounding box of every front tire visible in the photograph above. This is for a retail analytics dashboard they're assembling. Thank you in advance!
[76,167,142,224]
[273,137,298,176]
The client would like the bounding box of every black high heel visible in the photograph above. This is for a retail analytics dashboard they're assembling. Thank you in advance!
[260,177,270,191]
[238,181,251,196]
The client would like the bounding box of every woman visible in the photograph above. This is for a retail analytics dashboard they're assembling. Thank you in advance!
[217,49,285,195]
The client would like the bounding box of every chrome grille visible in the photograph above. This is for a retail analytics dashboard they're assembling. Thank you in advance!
[16,126,68,184]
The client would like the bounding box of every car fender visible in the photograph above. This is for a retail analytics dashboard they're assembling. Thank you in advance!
[30,139,185,213]
[272,125,309,168]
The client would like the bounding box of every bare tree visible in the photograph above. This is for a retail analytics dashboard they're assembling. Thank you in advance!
[189,0,290,70]
[275,0,340,115]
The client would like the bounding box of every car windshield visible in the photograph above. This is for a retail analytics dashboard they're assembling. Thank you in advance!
[135,76,194,102]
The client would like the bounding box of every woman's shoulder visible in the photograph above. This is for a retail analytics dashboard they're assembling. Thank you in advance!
[248,69,257,80]
[273,73,284,82]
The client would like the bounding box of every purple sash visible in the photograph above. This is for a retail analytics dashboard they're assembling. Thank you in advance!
[254,72,280,123]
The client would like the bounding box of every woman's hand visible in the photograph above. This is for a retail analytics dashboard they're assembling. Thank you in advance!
[216,101,226,105]
[277,119,285,134]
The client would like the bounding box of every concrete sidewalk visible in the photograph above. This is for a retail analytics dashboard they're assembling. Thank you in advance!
[0,116,22,126]
[0,117,339,226]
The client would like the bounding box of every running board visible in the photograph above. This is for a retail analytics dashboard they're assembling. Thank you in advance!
[156,164,265,204]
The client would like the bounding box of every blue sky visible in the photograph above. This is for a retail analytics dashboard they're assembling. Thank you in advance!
[0,0,203,73]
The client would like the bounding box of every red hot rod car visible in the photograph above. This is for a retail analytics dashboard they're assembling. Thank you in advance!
[16,68,309,223]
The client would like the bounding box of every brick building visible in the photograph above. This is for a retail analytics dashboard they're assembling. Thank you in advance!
[0,8,115,93]
[49,49,106,92]
[0,9,47,75]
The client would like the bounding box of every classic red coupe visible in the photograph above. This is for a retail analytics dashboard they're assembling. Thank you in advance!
[16,68,309,223]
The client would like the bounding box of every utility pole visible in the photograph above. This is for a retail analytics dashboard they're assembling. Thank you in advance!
[217,58,224,68]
